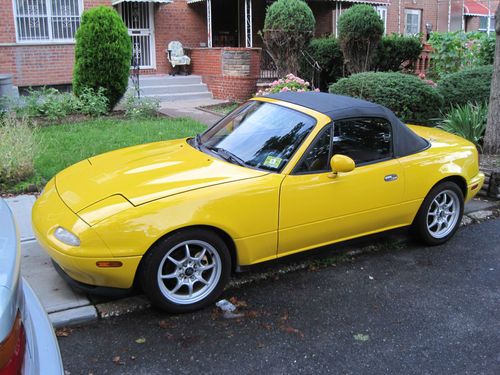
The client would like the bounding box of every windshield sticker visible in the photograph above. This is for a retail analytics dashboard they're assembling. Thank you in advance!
[263,156,282,169]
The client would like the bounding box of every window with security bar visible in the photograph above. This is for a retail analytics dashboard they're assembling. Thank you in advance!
[13,0,82,42]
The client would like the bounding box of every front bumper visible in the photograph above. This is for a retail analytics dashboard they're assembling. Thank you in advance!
[32,178,142,289]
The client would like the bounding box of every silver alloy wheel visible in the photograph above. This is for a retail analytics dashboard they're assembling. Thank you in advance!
[156,240,222,305]
[426,189,460,239]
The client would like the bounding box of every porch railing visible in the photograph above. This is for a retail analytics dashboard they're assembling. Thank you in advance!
[259,49,279,81]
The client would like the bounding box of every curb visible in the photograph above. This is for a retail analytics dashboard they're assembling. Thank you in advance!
[56,206,500,328]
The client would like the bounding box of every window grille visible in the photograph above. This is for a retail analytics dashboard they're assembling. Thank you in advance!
[13,0,82,42]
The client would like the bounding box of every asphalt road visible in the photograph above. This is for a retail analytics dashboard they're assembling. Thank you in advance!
[59,219,500,375]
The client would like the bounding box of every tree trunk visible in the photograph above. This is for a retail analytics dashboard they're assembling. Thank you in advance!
[483,4,500,154]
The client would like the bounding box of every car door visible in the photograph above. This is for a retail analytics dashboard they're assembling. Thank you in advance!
[278,118,405,257]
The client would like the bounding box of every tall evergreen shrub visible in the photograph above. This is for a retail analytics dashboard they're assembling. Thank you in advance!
[73,6,132,110]
[338,4,384,73]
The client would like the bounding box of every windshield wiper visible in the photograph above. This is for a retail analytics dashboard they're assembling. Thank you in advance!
[208,146,247,167]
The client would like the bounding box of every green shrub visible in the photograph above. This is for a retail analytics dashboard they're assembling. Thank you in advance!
[73,6,132,110]
[301,37,344,90]
[329,72,443,124]
[0,116,38,186]
[438,102,488,150]
[437,65,493,108]
[263,0,315,33]
[338,4,384,73]
[478,34,496,65]
[261,0,315,76]
[124,93,160,119]
[15,87,79,120]
[373,34,423,72]
[77,87,109,117]
[428,31,495,78]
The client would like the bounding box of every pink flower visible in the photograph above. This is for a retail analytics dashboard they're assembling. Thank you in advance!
[418,72,426,80]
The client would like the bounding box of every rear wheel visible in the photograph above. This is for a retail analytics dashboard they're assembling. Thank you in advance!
[140,229,231,313]
[413,181,464,245]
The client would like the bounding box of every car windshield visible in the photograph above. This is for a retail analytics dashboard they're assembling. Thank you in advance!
[198,101,316,171]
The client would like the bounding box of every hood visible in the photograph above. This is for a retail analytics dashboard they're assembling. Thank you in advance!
[55,139,268,213]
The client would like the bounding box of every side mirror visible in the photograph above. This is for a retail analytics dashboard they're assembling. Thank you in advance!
[329,154,355,178]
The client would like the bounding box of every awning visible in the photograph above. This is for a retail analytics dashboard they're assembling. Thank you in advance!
[112,0,172,5]
[188,0,390,4]
[341,0,390,5]
[464,0,490,16]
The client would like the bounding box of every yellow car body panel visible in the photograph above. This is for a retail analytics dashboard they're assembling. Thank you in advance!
[32,97,484,290]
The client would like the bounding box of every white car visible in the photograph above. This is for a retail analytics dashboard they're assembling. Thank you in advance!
[0,198,63,374]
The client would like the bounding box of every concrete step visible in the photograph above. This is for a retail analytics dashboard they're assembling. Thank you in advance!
[143,91,213,102]
[135,75,203,86]
[141,83,209,95]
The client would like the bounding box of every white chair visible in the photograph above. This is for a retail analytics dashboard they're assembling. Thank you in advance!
[166,41,191,75]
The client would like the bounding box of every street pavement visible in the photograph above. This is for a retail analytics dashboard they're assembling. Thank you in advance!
[57,218,500,375]
[4,195,500,328]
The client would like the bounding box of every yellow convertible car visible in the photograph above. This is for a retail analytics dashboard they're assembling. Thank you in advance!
[32,92,484,312]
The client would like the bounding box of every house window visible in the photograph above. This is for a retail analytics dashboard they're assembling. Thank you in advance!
[13,0,83,42]
[375,6,387,34]
[479,16,495,32]
[405,9,421,35]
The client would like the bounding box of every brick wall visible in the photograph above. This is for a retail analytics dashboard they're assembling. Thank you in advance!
[188,47,261,101]
[154,2,207,75]
[0,0,111,87]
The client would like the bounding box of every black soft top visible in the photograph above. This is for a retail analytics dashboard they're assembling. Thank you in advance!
[268,92,429,158]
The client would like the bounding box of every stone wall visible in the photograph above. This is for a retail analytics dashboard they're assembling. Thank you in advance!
[480,169,500,200]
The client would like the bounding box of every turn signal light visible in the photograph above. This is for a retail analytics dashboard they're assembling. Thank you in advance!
[0,312,26,375]
[96,261,123,268]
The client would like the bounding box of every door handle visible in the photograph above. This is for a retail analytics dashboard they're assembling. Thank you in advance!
[384,174,398,182]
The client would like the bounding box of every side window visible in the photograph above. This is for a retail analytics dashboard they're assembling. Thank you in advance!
[332,118,392,165]
[295,124,332,173]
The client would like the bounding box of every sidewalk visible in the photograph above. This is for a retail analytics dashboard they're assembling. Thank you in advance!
[6,195,500,328]
[158,98,226,125]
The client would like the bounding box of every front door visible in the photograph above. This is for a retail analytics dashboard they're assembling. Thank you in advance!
[278,119,405,257]
[119,2,155,69]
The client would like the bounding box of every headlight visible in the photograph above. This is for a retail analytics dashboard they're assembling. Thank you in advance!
[54,226,80,246]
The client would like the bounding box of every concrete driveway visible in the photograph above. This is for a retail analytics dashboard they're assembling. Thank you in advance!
[57,218,500,374]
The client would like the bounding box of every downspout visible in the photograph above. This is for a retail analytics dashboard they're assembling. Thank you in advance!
[398,0,401,34]
[487,0,491,35]
[448,0,451,32]
[462,0,465,30]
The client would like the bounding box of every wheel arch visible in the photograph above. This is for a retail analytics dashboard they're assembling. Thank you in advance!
[434,175,468,200]
[133,225,238,289]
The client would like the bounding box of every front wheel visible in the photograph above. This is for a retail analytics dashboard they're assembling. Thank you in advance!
[140,229,231,313]
[413,181,464,246]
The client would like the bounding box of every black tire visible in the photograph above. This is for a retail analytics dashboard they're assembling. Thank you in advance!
[140,229,231,313]
[413,181,464,246]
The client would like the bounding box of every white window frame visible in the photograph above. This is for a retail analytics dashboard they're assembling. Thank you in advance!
[478,16,495,33]
[404,9,422,36]
[12,0,84,44]
[375,6,387,35]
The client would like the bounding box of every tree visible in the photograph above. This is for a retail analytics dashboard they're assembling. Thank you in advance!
[261,0,315,77]
[73,6,132,111]
[338,4,384,74]
[484,4,500,154]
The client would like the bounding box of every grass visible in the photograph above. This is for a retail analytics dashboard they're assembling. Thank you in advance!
[3,117,206,193]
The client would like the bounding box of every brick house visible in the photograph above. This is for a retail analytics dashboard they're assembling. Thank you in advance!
[0,0,497,100]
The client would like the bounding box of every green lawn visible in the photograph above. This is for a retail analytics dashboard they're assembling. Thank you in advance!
[13,117,206,193]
